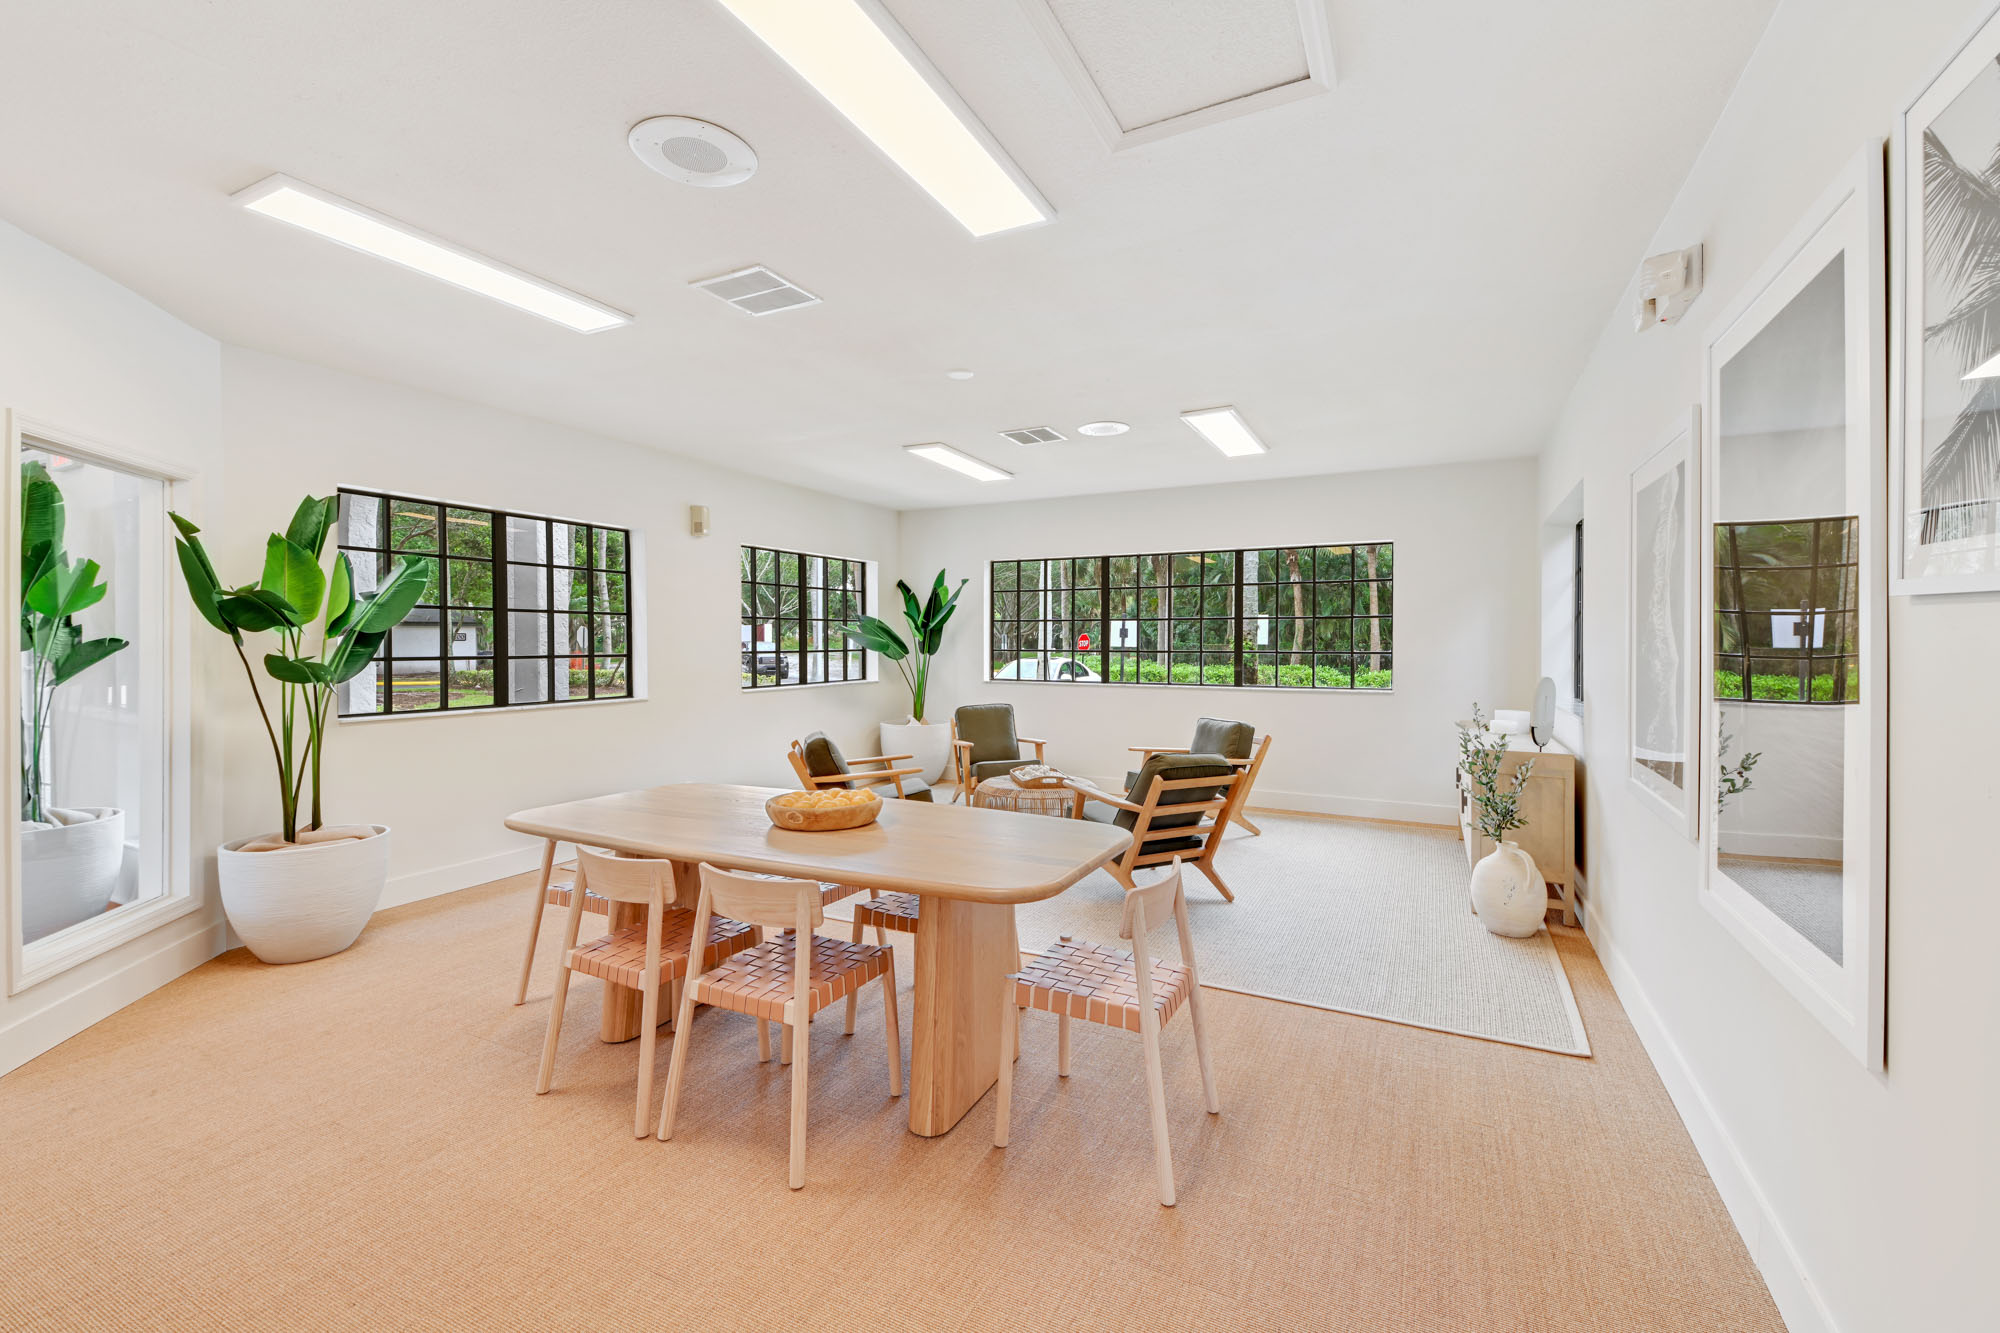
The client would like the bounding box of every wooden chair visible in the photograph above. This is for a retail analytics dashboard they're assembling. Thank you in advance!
[658,864,901,1189]
[995,858,1218,1206]
[841,890,919,1036]
[514,840,615,1005]
[787,731,933,801]
[949,702,1047,803]
[1128,719,1272,837]
[1068,755,1241,902]
[534,848,758,1138]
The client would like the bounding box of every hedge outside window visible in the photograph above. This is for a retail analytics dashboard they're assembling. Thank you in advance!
[1713,517,1858,704]
[336,490,632,715]
[988,545,1392,689]
[740,546,868,688]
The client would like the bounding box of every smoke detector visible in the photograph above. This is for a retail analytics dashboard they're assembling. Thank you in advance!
[1001,426,1065,446]
[629,116,758,188]
[1076,421,1129,437]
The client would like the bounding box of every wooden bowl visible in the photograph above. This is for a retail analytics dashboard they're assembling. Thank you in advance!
[765,791,882,832]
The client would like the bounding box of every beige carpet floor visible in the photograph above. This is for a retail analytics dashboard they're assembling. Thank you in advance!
[0,869,1784,1333]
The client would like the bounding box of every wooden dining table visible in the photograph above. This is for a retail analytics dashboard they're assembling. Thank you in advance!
[504,783,1130,1136]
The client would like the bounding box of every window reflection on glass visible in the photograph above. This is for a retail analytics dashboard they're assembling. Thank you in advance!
[18,443,168,944]
[740,546,868,688]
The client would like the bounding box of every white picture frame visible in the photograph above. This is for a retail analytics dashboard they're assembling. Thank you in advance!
[1893,1,2000,593]
[1627,408,1701,840]
[1699,147,1888,1072]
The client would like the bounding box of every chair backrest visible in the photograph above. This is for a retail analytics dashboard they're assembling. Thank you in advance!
[697,864,824,934]
[798,732,851,779]
[1119,858,1185,941]
[1122,753,1238,834]
[1189,717,1255,762]
[954,703,1019,764]
[574,847,674,907]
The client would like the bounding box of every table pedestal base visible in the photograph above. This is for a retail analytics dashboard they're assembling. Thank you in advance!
[908,895,1020,1136]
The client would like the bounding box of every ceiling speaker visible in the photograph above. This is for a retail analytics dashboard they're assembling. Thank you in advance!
[629,116,758,188]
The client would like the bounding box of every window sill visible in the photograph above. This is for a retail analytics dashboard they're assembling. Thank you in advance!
[984,678,1394,695]
[338,693,648,724]
[740,678,878,694]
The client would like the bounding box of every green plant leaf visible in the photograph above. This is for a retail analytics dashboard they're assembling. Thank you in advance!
[327,627,386,683]
[27,558,109,620]
[917,575,967,653]
[897,580,925,638]
[263,653,333,685]
[173,538,236,637]
[219,589,300,632]
[840,615,908,659]
[21,461,64,561]
[261,534,325,621]
[284,495,338,559]
[355,556,428,632]
[325,552,355,635]
[50,635,128,686]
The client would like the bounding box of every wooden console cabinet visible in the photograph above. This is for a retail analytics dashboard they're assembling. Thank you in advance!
[1455,729,1578,926]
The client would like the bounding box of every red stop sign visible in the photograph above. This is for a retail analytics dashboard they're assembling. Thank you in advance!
[1076,632,1092,651]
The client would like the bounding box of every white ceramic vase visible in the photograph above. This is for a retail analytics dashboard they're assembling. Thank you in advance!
[1469,840,1546,938]
[20,806,125,943]
[880,718,953,785]
[216,825,390,964]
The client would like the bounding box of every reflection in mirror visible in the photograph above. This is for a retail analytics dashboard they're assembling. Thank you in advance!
[18,441,167,944]
[1713,256,1852,962]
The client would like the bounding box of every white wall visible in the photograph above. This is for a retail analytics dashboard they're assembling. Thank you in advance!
[0,221,229,1071]
[220,348,905,905]
[1539,1,2000,1329]
[900,459,1541,823]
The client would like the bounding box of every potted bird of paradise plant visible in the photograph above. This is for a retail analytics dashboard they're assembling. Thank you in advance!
[843,569,967,784]
[172,496,427,963]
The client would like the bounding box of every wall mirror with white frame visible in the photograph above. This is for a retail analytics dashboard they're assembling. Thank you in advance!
[6,416,195,992]
[1700,146,1888,1070]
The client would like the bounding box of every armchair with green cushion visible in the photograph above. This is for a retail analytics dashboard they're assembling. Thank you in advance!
[949,703,1047,803]
[787,732,933,801]
[1067,753,1241,902]
[1128,717,1271,837]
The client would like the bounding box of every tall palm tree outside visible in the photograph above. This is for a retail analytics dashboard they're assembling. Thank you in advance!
[1920,107,2000,540]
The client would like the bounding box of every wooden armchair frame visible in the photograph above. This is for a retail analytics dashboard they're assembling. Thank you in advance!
[949,718,1047,803]
[1127,734,1271,836]
[1065,770,1241,902]
[786,739,927,799]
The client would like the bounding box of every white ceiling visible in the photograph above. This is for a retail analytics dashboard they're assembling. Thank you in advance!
[0,0,1778,510]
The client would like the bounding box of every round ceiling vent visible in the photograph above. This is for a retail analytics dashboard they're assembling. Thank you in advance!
[628,116,757,188]
[1076,420,1130,437]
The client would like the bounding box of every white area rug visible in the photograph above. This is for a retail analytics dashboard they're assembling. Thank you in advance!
[972,813,1588,1057]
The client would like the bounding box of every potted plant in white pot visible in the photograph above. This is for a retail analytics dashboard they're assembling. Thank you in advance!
[842,569,966,784]
[1457,704,1544,937]
[171,496,427,963]
[19,461,131,942]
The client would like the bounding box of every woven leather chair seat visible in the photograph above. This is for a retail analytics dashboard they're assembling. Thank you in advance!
[545,878,610,912]
[693,935,893,1023]
[1012,939,1192,1034]
[567,910,758,990]
[852,891,921,931]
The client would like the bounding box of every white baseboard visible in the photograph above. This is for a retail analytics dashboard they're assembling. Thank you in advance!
[1587,911,1837,1333]
[1077,775,1455,827]
[377,843,547,911]
[0,913,230,1076]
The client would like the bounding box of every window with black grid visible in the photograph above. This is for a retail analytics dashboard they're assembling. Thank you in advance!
[989,544,1392,688]
[739,546,869,688]
[1713,517,1858,704]
[335,490,633,716]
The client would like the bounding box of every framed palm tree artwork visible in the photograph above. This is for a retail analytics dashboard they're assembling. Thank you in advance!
[1896,3,2000,593]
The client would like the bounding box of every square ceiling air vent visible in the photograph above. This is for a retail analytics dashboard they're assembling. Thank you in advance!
[1001,426,1066,445]
[690,265,820,316]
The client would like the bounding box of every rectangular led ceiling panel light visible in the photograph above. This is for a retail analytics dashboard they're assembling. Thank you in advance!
[232,175,631,333]
[714,0,1052,238]
[905,442,1013,481]
[1180,406,1269,457]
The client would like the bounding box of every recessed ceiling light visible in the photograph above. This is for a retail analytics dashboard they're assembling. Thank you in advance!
[905,442,1012,481]
[714,0,1052,237]
[1180,406,1269,458]
[628,116,758,187]
[945,368,975,380]
[1076,421,1129,437]
[231,174,630,333]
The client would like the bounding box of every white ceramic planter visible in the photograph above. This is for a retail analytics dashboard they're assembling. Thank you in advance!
[20,807,124,943]
[1469,840,1546,938]
[880,719,953,785]
[217,825,390,964]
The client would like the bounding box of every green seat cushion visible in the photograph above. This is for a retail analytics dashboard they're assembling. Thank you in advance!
[955,703,1020,765]
[1117,753,1236,835]
[800,731,849,778]
[969,758,1022,783]
[1079,802,1204,855]
[1189,717,1254,761]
